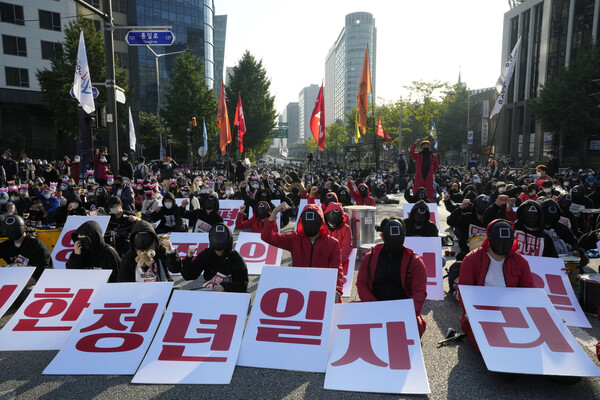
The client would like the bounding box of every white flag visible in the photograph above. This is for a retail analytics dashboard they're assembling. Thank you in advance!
[128,107,136,151]
[72,30,95,114]
[489,36,521,119]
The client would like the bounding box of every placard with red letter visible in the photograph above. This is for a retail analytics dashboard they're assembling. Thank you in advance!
[341,248,357,298]
[237,266,337,372]
[51,216,111,269]
[0,267,35,318]
[403,203,440,229]
[404,237,443,300]
[132,290,250,384]
[169,232,210,259]
[234,232,282,275]
[525,255,591,328]
[324,300,430,394]
[0,269,111,350]
[217,200,244,228]
[459,285,600,376]
[43,282,173,375]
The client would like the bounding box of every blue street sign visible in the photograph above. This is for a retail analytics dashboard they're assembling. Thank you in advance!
[70,86,99,98]
[467,130,473,145]
[126,31,175,46]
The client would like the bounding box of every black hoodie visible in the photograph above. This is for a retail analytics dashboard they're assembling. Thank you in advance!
[181,223,248,292]
[117,220,182,282]
[514,200,558,258]
[151,191,186,233]
[66,220,120,282]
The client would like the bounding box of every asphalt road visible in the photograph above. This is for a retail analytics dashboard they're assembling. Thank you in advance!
[1,193,600,400]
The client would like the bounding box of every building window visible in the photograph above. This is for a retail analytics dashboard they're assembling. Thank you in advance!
[41,41,61,60]
[0,2,24,25]
[86,0,100,8]
[2,35,26,56]
[111,0,126,14]
[5,67,29,87]
[39,10,61,31]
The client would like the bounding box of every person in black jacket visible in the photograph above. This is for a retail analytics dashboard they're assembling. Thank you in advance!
[66,220,120,282]
[405,199,439,237]
[514,200,558,258]
[183,193,223,232]
[117,220,182,282]
[151,191,187,234]
[180,222,248,292]
[0,215,52,286]
[547,151,559,178]
[119,153,133,180]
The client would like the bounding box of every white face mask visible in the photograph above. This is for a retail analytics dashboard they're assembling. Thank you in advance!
[10,196,18,202]
[164,201,173,209]
[498,187,505,194]
[110,206,121,215]
[69,202,79,210]
[122,157,127,161]
[44,193,51,199]
[544,188,552,193]
[100,157,107,163]
[74,157,80,163]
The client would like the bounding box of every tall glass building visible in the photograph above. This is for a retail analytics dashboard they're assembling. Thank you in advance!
[128,0,215,113]
[325,12,376,126]
[499,0,600,163]
[213,14,227,100]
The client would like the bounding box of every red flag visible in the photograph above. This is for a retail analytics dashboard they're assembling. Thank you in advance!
[310,84,325,152]
[234,92,246,154]
[357,47,372,135]
[376,117,392,142]
[216,82,231,155]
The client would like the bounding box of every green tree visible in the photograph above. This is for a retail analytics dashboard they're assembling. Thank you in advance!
[532,46,600,162]
[37,18,128,139]
[225,51,277,162]
[163,50,218,163]
[138,112,171,159]
[437,83,469,152]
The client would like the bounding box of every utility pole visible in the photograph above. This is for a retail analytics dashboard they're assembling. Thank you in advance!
[103,0,119,174]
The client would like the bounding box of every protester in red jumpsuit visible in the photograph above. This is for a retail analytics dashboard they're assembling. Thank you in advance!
[410,139,439,202]
[347,180,376,206]
[324,202,353,284]
[262,203,343,301]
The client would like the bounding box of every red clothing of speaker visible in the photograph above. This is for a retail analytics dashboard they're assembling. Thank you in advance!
[409,142,439,202]
[347,180,376,206]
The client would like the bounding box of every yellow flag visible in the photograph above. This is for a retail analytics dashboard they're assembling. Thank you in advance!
[357,47,372,135]
[354,113,361,143]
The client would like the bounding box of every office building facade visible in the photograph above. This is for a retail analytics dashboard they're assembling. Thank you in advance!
[500,0,600,163]
[299,84,320,144]
[0,0,77,158]
[325,11,376,126]
[213,14,227,99]
[285,102,300,145]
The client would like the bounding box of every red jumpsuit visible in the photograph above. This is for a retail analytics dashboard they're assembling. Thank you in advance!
[409,142,439,202]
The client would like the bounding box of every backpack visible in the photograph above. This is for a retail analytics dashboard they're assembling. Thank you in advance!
[134,164,147,180]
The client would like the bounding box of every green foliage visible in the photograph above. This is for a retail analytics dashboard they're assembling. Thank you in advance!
[139,111,170,159]
[163,50,218,162]
[437,83,470,151]
[36,18,128,140]
[225,51,277,162]
[531,46,600,140]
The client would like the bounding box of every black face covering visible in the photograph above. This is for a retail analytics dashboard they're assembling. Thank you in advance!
[204,196,217,211]
[133,231,155,251]
[3,215,25,241]
[77,233,93,252]
[542,200,561,228]
[301,210,322,237]
[571,186,584,203]
[520,203,542,230]
[415,188,427,201]
[325,210,343,229]
[209,223,230,251]
[382,219,405,250]
[338,189,350,204]
[488,220,514,256]
[474,195,491,215]
[358,186,368,197]
[255,202,270,220]
[558,194,572,212]
[411,204,430,226]
[323,193,337,207]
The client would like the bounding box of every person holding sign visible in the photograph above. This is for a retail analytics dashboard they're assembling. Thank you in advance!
[458,219,534,350]
[183,193,223,233]
[180,222,248,292]
[118,220,182,283]
[262,203,343,301]
[66,220,120,282]
[0,215,52,286]
[356,217,428,337]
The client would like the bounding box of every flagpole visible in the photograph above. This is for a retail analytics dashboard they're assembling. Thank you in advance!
[487,107,502,160]
[372,96,378,170]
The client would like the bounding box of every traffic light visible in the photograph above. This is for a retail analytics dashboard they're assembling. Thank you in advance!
[191,117,197,126]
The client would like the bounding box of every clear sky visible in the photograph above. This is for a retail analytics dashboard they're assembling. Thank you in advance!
[215,0,511,113]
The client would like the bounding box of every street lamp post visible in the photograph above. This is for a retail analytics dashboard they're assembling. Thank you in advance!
[146,46,185,159]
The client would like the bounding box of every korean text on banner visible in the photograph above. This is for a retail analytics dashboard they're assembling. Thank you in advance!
[235,232,282,275]
[0,267,35,318]
[169,232,210,260]
[51,216,111,269]
[217,200,244,228]
[133,290,250,384]
[44,282,173,375]
[237,266,337,372]
[459,285,600,377]
[402,203,440,229]
[404,237,443,301]
[525,256,591,328]
[0,269,111,350]
[324,300,430,394]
